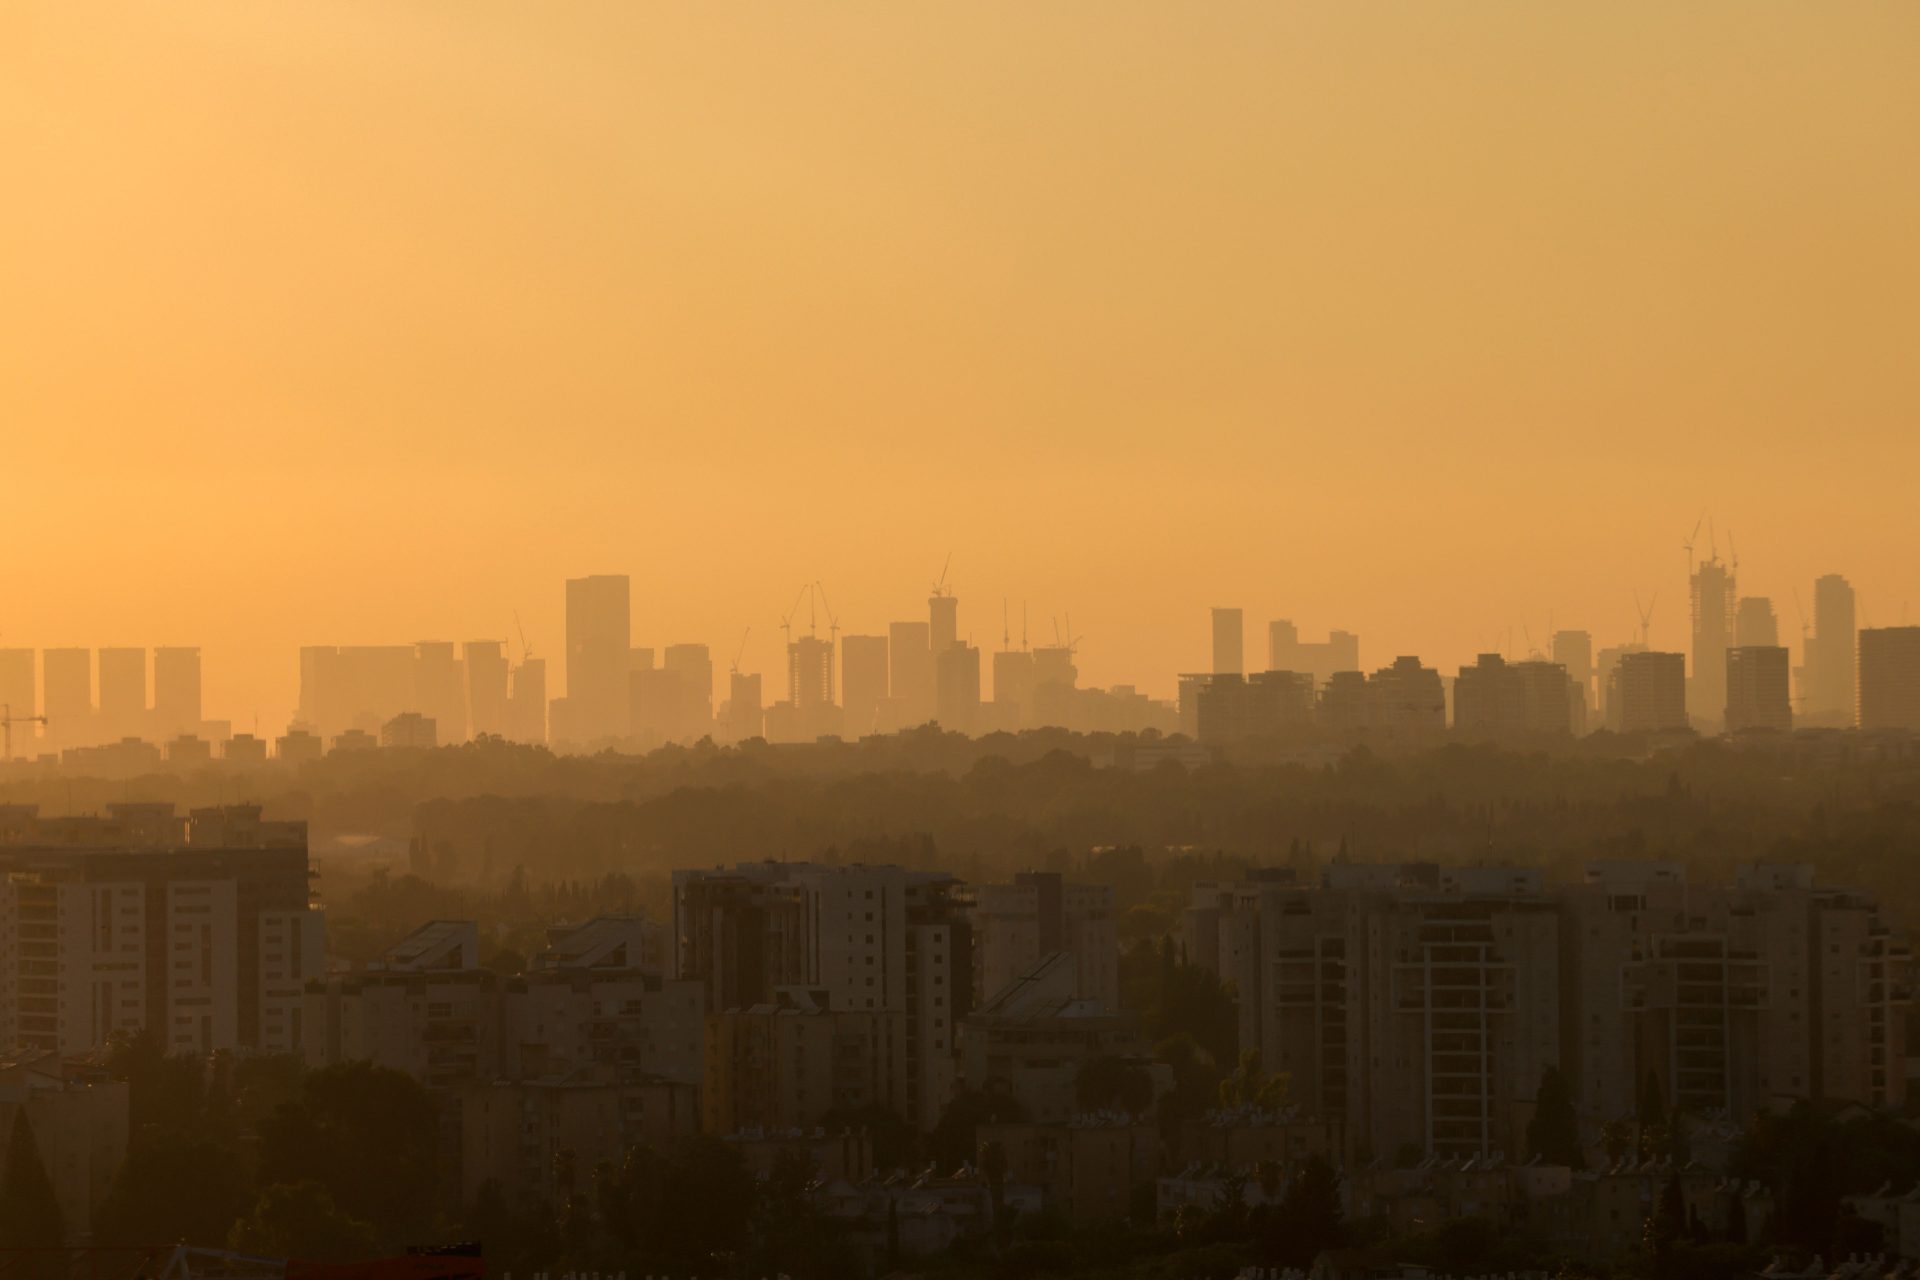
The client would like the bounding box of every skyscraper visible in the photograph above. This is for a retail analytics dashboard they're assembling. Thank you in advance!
[1617,651,1689,733]
[991,649,1035,729]
[414,641,467,744]
[788,635,834,711]
[1735,597,1780,648]
[1267,621,1360,687]
[1804,574,1858,727]
[42,648,92,751]
[1726,645,1792,733]
[1859,627,1920,731]
[724,671,763,742]
[153,646,202,742]
[841,635,889,738]
[465,641,510,739]
[663,643,715,734]
[1211,608,1243,676]
[564,574,631,744]
[934,643,982,733]
[929,593,958,657]
[1689,556,1736,726]
[507,657,547,744]
[1550,630,1593,715]
[97,647,147,742]
[888,620,933,727]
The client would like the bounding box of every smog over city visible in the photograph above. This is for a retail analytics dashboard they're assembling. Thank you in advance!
[2,5,1919,1280]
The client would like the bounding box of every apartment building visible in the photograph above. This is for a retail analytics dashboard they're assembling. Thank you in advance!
[307,916,703,1088]
[1188,860,1911,1161]
[702,986,904,1134]
[968,872,1118,1008]
[674,862,973,1129]
[0,804,322,1058]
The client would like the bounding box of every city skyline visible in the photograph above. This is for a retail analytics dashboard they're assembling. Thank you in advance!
[0,543,1912,737]
[6,5,1919,734]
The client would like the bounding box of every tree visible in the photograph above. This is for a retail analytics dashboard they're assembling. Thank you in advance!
[254,1062,438,1246]
[1526,1066,1583,1168]
[229,1182,379,1262]
[0,1112,65,1278]
[96,1134,252,1247]
[1217,1050,1289,1111]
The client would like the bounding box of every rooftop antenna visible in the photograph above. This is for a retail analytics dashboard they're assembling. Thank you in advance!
[1002,599,1010,652]
[1022,601,1029,652]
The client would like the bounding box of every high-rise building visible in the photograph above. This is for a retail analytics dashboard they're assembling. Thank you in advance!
[1550,630,1593,715]
[0,650,35,757]
[1726,645,1792,733]
[1451,655,1576,739]
[991,649,1035,730]
[929,593,959,657]
[663,643,715,735]
[96,648,147,743]
[788,635,834,710]
[1211,608,1244,677]
[465,641,510,739]
[888,621,933,726]
[969,872,1118,1009]
[413,641,466,744]
[1616,651,1688,733]
[1594,642,1646,732]
[1267,621,1360,687]
[673,862,972,1130]
[1689,556,1737,726]
[564,574,632,744]
[152,647,202,743]
[1735,597,1780,649]
[507,657,546,744]
[1192,671,1314,743]
[934,643,981,733]
[1188,861,1910,1162]
[296,645,413,739]
[1859,627,1920,731]
[1804,574,1859,727]
[724,671,763,742]
[1364,657,1447,744]
[0,804,322,1057]
[42,649,93,752]
[841,635,889,738]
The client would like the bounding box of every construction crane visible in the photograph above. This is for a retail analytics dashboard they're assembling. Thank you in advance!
[1634,591,1657,647]
[729,627,751,676]
[931,552,954,599]
[779,583,812,647]
[1,703,46,763]
[513,611,533,663]
[1682,516,1703,577]
[814,581,840,646]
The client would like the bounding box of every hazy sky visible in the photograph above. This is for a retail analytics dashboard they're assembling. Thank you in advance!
[4,3,1917,728]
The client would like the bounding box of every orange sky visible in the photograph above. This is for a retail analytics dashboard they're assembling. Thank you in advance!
[3,3,1917,730]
